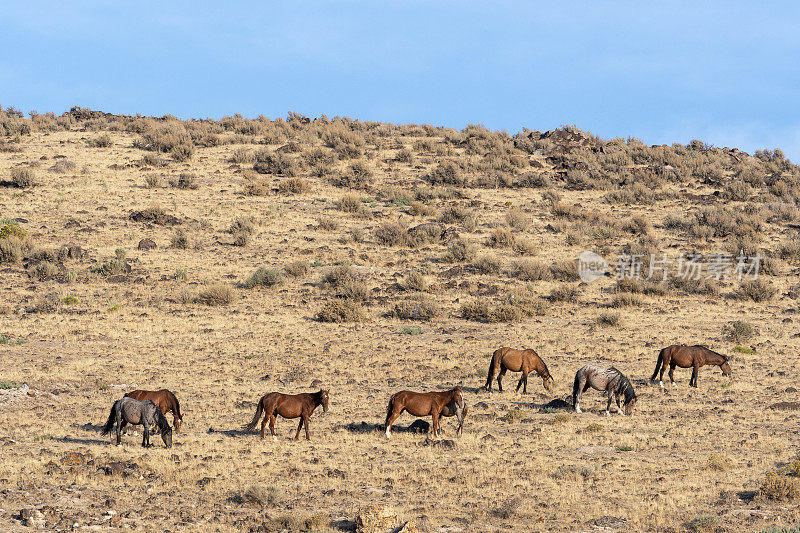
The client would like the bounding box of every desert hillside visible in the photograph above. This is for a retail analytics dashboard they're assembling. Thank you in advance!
[1,106,800,532]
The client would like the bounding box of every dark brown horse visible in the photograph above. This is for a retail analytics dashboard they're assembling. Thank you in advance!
[125,389,183,432]
[483,347,554,393]
[245,390,329,441]
[650,345,731,388]
[385,386,463,439]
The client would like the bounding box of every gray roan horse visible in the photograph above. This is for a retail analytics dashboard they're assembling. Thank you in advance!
[439,398,468,435]
[102,397,172,447]
[573,365,637,415]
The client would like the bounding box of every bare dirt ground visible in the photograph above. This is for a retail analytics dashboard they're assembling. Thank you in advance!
[1,111,799,531]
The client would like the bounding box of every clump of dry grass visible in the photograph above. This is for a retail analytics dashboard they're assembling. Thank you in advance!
[549,284,579,303]
[409,201,437,217]
[439,205,476,230]
[549,259,578,281]
[509,260,551,281]
[505,209,529,230]
[277,177,309,194]
[229,216,257,246]
[317,217,340,231]
[486,227,514,248]
[472,254,501,274]
[392,296,440,321]
[144,174,163,189]
[284,261,308,278]
[724,320,755,343]
[610,293,643,308]
[253,150,297,176]
[335,160,373,189]
[242,484,282,508]
[736,278,774,302]
[169,172,199,190]
[597,312,622,326]
[374,222,408,246]
[401,271,430,292]
[196,284,235,306]
[11,167,35,188]
[760,472,800,501]
[243,266,285,288]
[317,299,366,322]
[441,239,476,263]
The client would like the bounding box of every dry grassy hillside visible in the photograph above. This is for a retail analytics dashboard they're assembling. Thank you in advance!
[1,106,800,532]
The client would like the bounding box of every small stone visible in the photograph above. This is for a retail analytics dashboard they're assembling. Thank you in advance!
[137,238,157,251]
[356,505,397,533]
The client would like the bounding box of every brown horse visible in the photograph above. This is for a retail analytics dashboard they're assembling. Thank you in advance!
[385,386,463,439]
[483,347,554,393]
[650,345,731,388]
[245,390,329,441]
[125,389,183,433]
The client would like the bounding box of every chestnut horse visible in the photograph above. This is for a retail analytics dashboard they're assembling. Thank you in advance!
[385,386,463,439]
[483,347,554,394]
[125,389,183,433]
[245,390,329,441]
[650,345,731,388]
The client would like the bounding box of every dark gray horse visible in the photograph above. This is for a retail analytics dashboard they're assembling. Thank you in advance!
[440,398,468,435]
[573,365,637,416]
[102,397,172,447]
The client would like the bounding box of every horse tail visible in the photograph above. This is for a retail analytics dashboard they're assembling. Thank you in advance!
[385,394,396,425]
[169,391,183,422]
[484,349,502,389]
[572,371,581,407]
[101,400,118,435]
[651,348,666,381]
[245,397,264,431]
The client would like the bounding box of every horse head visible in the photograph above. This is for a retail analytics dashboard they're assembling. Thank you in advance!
[543,376,555,393]
[452,385,464,407]
[720,360,732,377]
[161,427,173,448]
[623,395,638,415]
[318,390,329,413]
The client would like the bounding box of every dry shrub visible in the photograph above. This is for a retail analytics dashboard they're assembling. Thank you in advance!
[317,217,340,231]
[396,148,413,163]
[317,299,366,322]
[50,160,76,173]
[197,284,235,306]
[401,271,430,292]
[323,265,356,287]
[244,266,285,288]
[169,172,199,189]
[760,472,800,501]
[243,484,282,507]
[549,284,579,303]
[439,205,476,229]
[253,150,297,176]
[487,227,514,248]
[284,261,308,278]
[338,278,369,301]
[278,177,309,194]
[29,260,59,280]
[243,172,271,196]
[409,201,437,217]
[597,312,622,326]
[623,215,651,235]
[509,260,551,282]
[338,194,362,213]
[549,259,578,281]
[170,144,194,162]
[724,320,755,343]
[428,161,465,186]
[669,276,719,296]
[460,300,491,322]
[505,209,529,230]
[0,238,27,263]
[86,134,112,148]
[229,216,256,246]
[170,229,189,249]
[472,254,501,274]
[335,160,373,189]
[512,237,537,256]
[610,293,643,307]
[144,174,163,189]
[442,239,476,263]
[229,147,254,164]
[374,222,408,246]
[11,167,35,188]
[139,153,168,168]
[392,296,440,321]
[736,278,774,302]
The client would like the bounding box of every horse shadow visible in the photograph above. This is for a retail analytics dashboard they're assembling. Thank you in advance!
[56,436,108,446]
[343,421,384,434]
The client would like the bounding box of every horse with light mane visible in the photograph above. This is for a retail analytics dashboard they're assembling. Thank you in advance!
[483,347,554,394]
[573,365,637,416]
[650,344,731,388]
[385,386,463,439]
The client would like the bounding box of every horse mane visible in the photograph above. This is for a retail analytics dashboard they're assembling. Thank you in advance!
[154,406,172,432]
[695,345,728,361]
[167,390,182,420]
[608,366,636,403]
[535,353,552,380]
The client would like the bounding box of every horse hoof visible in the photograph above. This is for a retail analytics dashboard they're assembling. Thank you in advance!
[272,436,278,442]
[575,408,582,414]
[604,411,610,416]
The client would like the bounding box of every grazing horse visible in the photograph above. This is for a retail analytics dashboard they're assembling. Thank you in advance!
[385,386,463,439]
[573,365,637,416]
[245,390,329,441]
[483,347,554,394]
[650,345,731,388]
[124,389,183,433]
[102,397,172,447]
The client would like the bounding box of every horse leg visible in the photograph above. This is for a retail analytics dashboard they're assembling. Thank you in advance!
[668,363,677,387]
[303,415,311,440]
[269,415,278,442]
[115,416,122,446]
[385,408,403,439]
[605,393,613,416]
[142,425,150,448]
[294,418,303,440]
[497,366,507,392]
[659,354,669,388]
[431,411,440,439]
[691,366,699,388]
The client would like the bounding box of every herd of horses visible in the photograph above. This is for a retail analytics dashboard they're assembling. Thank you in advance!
[99,344,731,447]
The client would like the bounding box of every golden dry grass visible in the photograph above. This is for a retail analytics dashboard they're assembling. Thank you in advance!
[1,111,800,531]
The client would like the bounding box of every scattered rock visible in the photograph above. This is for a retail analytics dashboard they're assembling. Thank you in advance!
[473,401,489,410]
[592,516,627,528]
[407,420,430,434]
[310,379,323,388]
[768,401,800,411]
[421,437,456,449]
[356,505,397,533]
[481,434,496,442]
[137,238,157,250]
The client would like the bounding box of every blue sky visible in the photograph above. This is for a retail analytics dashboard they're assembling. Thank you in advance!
[2,2,799,159]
